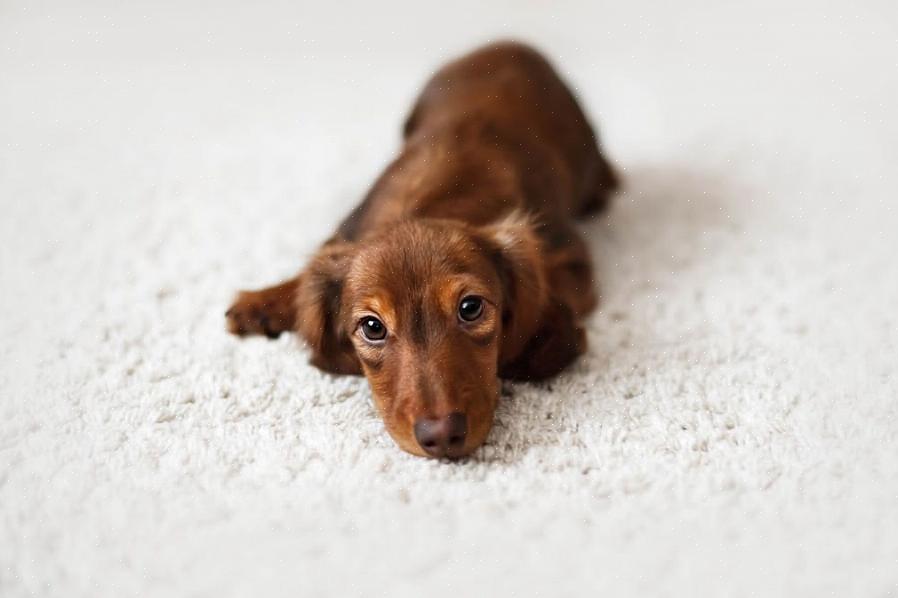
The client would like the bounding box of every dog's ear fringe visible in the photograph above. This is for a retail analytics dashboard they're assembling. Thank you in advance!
[478,210,588,380]
[294,241,362,376]
[482,210,540,250]
[479,210,548,304]
[476,210,550,365]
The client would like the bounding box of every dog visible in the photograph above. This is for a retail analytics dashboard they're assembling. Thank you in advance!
[226,41,618,458]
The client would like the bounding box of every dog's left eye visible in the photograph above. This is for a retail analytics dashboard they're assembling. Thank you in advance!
[458,296,484,322]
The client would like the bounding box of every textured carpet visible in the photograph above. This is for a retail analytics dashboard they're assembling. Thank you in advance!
[2,1,897,596]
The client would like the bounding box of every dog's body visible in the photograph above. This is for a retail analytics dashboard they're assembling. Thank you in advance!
[227,42,617,458]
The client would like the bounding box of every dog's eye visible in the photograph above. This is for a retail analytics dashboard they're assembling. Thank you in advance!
[458,296,484,322]
[360,317,387,341]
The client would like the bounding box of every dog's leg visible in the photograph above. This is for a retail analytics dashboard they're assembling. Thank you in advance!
[575,152,619,218]
[548,259,597,319]
[539,221,598,318]
[225,277,299,339]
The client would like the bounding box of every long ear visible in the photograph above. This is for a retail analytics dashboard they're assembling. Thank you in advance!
[497,298,586,381]
[477,212,547,361]
[477,212,586,381]
[295,241,362,375]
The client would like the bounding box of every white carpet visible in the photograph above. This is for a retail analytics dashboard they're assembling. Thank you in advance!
[2,1,897,596]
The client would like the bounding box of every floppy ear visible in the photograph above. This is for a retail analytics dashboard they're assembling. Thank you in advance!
[497,298,586,381]
[477,212,586,381]
[295,241,362,376]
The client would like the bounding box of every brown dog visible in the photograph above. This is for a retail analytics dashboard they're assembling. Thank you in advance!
[226,41,618,458]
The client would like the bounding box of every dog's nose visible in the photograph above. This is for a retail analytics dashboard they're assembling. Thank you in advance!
[414,413,467,458]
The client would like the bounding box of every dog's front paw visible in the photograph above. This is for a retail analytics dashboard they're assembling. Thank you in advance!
[225,291,292,339]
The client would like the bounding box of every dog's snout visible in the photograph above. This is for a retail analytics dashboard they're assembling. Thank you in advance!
[413,413,467,458]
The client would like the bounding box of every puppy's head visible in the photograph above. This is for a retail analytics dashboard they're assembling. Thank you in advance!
[296,214,547,458]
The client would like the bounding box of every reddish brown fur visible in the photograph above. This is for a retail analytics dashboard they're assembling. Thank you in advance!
[226,41,618,458]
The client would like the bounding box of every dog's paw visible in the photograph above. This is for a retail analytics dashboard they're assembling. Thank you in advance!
[225,291,291,339]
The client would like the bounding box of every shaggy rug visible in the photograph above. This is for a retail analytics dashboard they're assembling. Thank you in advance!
[2,1,896,596]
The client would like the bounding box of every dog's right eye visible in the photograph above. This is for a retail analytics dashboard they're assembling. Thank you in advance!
[359,317,387,342]
[458,296,484,322]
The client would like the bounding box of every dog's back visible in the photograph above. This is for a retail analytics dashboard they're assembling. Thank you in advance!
[337,41,617,242]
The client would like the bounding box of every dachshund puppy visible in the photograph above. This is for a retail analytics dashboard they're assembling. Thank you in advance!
[226,41,618,458]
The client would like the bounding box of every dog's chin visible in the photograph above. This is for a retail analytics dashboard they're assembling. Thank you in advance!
[397,438,485,460]
[383,425,483,460]
[386,428,432,458]
[380,405,497,460]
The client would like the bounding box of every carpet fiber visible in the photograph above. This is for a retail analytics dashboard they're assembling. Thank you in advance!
[2,1,897,596]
